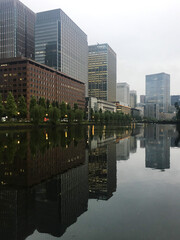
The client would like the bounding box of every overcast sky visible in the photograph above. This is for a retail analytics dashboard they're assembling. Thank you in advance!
[22,0,180,99]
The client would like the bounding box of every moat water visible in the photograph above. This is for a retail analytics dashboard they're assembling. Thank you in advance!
[0,124,180,240]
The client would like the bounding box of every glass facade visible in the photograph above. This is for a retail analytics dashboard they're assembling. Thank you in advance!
[146,73,170,113]
[0,0,35,59]
[88,44,116,102]
[35,9,88,96]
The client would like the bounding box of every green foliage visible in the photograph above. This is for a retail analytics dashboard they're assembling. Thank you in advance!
[60,101,67,118]
[17,95,27,119]
[175,102,180,120]
[46,99,50,109]
[49,107,61,125]
[0,94,4,119]
[74,103,78,111]
[99,112,104,124]
[30,96,37,112]
[38,97,46,109]
[75,109,83,123]
[30,105,44,125]
[5,92,17,120]
[67,103,71,110]
[67,109,75,123]
[94,112,99,124]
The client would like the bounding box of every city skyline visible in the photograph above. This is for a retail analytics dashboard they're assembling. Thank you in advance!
[17,0,180,100]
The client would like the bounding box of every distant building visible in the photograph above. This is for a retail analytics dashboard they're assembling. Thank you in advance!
[130,90,137,108]
[116,82,130,106]
[86,97,116,120]
[144,103,159,120]
[171,95,180,106]
[140,95,146,104]
[0,0,35,59]
[35,9,88,95]
[146,72,170,113]
[88,44,116,102]
[116,103,131,115]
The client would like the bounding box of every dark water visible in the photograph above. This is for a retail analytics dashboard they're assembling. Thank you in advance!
[0,124,180,240]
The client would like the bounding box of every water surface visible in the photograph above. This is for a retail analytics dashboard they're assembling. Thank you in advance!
[0,124,180,240]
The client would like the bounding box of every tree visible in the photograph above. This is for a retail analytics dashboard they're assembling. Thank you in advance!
[67,109,75,123]
[17,95,27,119]
[75,109,83,123]
[104,111,110,124]
[0,94,4,120]
[175,102,180,120]
[74,103,78,111]
[30,96,37,112]
[49,107,61,125]
[30,105,44,125]
[67,103,71,110]
[5,92,17,120]
[60,101,67,118]
[94,112,99,124]
[99,112,104,124]
[38,97,46,109]
[46,99,50,109]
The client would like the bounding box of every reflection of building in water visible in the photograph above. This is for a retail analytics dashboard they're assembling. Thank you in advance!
[116,137,130,160]
[0,161,88,240]
[89,142,116,200]
[145,125,170,170]
[130,136,137,153]
[0,130,86,187]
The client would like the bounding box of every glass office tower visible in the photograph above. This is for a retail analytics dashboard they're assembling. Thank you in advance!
[88,44,116,102]
[146,72,170,113]
[35,9,88,96]
[0,0,35,59]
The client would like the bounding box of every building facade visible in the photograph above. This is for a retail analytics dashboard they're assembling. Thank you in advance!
[130,90,137,108]
[146,72,170,113]
[88,44,116,102]
[144,103,159,120]
[0,57,85,110]
[116,82,130,106]
[0,0,35,59]
[140,95,146,104]
[35,9,88,95]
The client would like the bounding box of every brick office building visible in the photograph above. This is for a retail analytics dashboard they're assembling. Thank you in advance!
[0,57,85,110]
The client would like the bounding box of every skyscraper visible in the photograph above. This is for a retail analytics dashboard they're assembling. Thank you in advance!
[116,82,130,106]
[0,0,35,59]
[35,9,88,95]
[88,44,116,102]
[130,90,137,108]
[146,72,170,113]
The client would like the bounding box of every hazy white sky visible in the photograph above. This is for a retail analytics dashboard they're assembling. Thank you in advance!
[22,0,180,99]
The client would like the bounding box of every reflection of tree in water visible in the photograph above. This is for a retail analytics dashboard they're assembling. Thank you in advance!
[175,124,180,146]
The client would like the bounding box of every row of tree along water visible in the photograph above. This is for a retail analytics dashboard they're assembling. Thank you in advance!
[0,92,132,125]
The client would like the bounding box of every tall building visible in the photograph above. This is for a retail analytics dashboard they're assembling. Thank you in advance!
[146,72,170,113]
[140,95,146,104]
[116,82,130,106]
[0,0,35,59]
[35,9,88,95]
[130,90,137,108]
[88,43,116,102]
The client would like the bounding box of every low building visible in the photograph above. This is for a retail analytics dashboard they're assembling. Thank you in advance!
[0,57,85,110]
[131,108,141,119]
[116,103,131,115]
[86,97,116,120]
